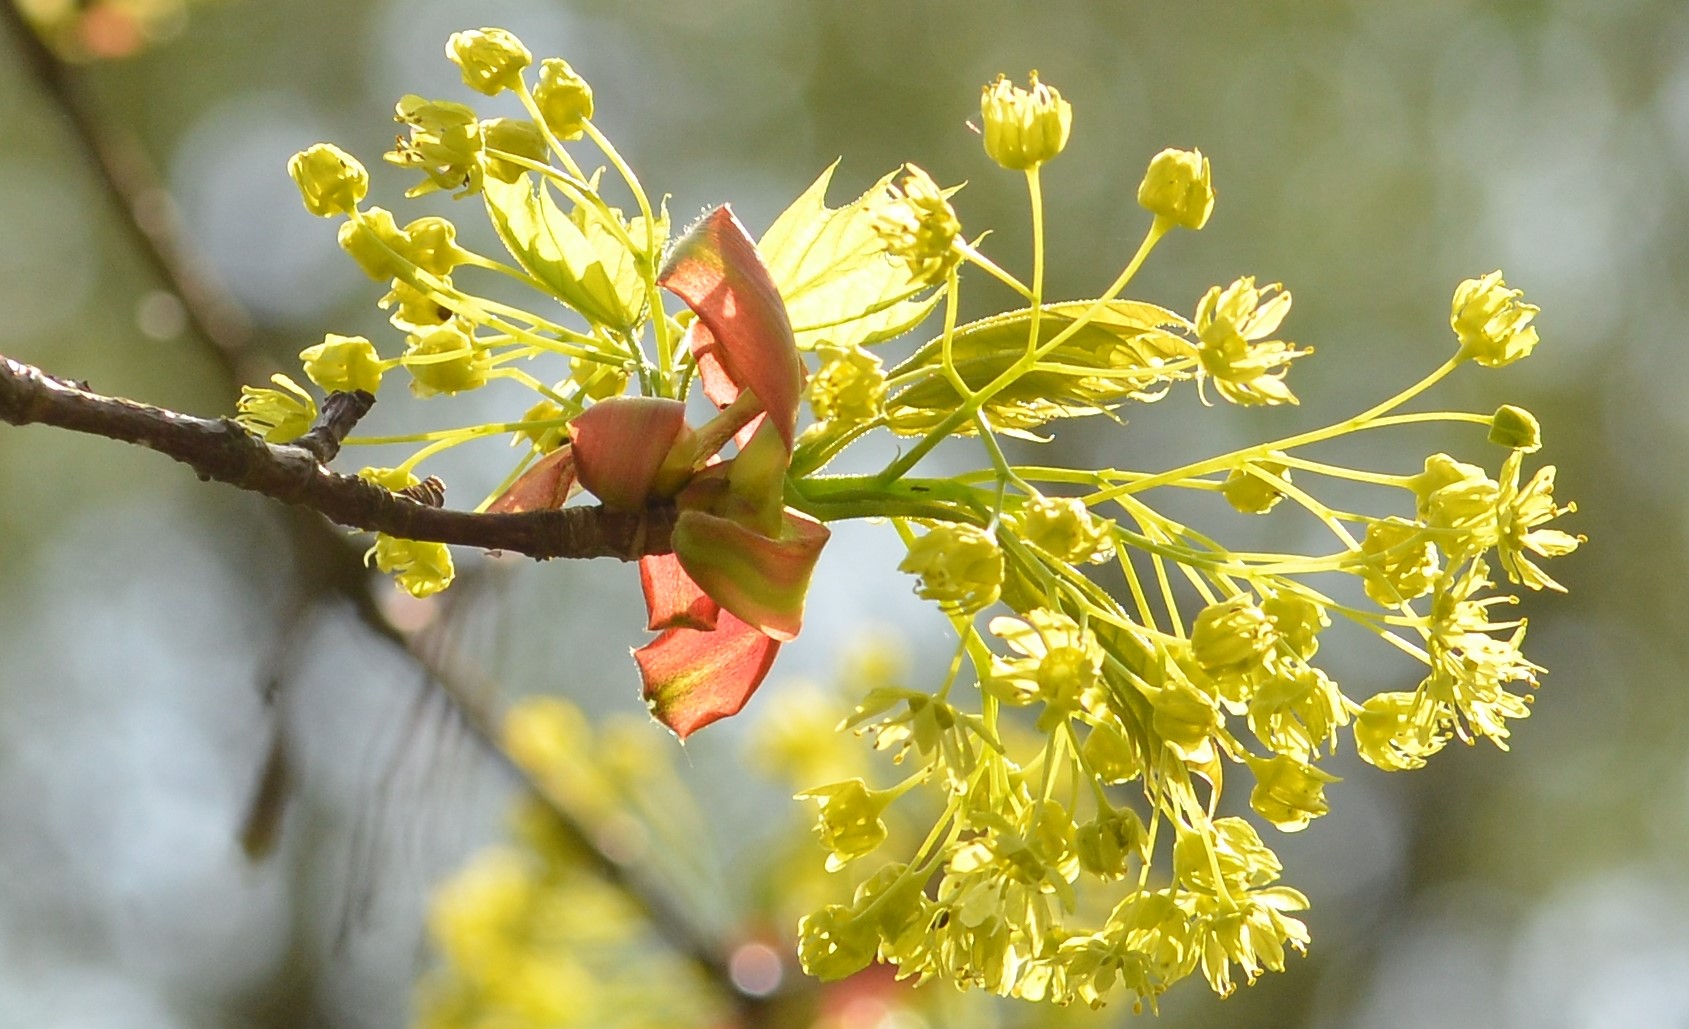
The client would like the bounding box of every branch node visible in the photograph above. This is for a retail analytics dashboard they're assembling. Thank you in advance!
[292,389,375,464]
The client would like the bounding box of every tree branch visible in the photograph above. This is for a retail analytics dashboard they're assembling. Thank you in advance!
[0,352,674,560]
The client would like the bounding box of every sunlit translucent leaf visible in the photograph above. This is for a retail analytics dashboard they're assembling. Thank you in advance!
[573,199,664,331]
[885,301,1198,437]
[636,611,780,739]
[759,162,942,351]
[483,172,636,331]
[659,206,803,451]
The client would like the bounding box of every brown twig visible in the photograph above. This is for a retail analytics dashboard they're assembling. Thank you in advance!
[0,353,675,560]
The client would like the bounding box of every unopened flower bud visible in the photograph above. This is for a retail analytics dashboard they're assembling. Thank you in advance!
[1489,404,1541,452]
[1246,753,1338,832]
[533,58,593,140]
[481,117,548,183]
[980,72,1071,171]
[446,27,531,96]
[337,207,406,281]
[1076,806,1145,879]
[1222,456,1290,514]
[1137,148,1214,231]
[289,143,367,218]
[299,333,383,394]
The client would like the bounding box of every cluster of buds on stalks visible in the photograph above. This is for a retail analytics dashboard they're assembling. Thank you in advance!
[268,28,1578,1012]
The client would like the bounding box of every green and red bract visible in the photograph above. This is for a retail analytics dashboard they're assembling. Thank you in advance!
[491,204,827,738]
[659,206,805,452]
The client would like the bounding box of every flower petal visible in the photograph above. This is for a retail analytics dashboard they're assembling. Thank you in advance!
[672,508,830,642]
[639,553,719,631]
[659,206,803,451]
[487,445,578,513]
[571,396,689,509]
[635,610,780,738]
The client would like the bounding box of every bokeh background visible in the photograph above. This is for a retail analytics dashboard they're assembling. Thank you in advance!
[0,0,1682,1026]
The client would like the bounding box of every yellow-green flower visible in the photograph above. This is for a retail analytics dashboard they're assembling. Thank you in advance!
[794,778,894,871]
[1016,494,1115,565]
[807,342,887,426]
[1410,453,1500,554]
[1245,753,1338,832]
[1496,450,1581,592]
[235,373,317,442]
[1076,806,1146,879]
[299,333,383,394]
[1137,148,1214,231]
[871,164,961,286]
[1354,690,1447,771]
[980,72,1072,171]
[446,27,532,97]
[898,523,1003,615]
[367,532,455,598]
[1194,278,1308,406]
[987,609,1104,730]
[288,143,367,218]
[796,904,879,981]
[1452,271,1539,367]
[403,321,490,396]
[533,58,593,140]
[380,278,452,330]
[387,95,484,197]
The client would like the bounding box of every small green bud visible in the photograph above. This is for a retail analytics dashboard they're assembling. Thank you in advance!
[403,217,467,277]
[870,164,961,286]
[898,523,1003,616]
[299,333,383,394]
[402,321,490,396]
[1151,680,1219,762]
[1137,148,1214,231]
[288,143,367,218]
[366,533,455,598]
[235,373,317,442]
[1489,404,1542,452]
[481,117,548,183]
[446,27,531,96]
[1221,456,1289,514]
[533,58,593,140]
[980,72,1072,171]
[1452,271,1540,368]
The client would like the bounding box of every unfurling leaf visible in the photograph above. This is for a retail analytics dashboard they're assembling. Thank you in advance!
[759,162,944,351]
[483,173,639,331]
[886,301,1197,436]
